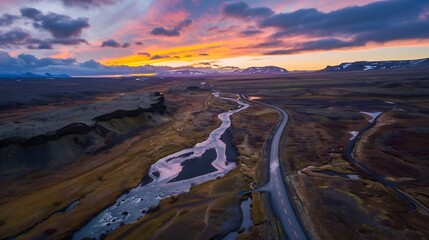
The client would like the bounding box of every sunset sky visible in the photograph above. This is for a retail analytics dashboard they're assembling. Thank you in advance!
[0,0,428,75]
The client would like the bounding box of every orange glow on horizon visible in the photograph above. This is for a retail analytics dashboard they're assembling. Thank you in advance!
[99,38,429,70]
[99,39,260,67]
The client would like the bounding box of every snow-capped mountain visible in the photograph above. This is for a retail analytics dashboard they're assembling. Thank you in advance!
[234,66,288,74]
[158,70,218,76]
[322,58,429,72]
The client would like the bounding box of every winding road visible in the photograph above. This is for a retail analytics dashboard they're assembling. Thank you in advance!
[347,113,429,215]
[240,95,307,240]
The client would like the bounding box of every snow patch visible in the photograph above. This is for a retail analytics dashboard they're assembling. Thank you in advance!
[364,65,376,71]
[347,174,360,180]
[349,131,359,140]
[360,111,383,123]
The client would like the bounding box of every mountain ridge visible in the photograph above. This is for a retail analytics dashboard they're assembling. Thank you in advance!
[322,58,429,72]
[234,66,288,74]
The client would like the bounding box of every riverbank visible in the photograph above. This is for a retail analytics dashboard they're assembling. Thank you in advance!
[0,83,238,239]
[73,92,250,239]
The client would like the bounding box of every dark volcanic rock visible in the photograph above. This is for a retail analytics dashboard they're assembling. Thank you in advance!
[0,93,165,144]
[0,92,166,178]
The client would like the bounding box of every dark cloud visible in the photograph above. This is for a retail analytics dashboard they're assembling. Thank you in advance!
[0,51,229,76]
[0,51,15,66]
[151,27,178,36]
[135,41,143,46]
[50,38,88,45]
[300,39,360,51]
[101,39,120,48]
[0,14,19,27]
[0,51,168,76]
[21,7,89,38]
[80,59,103,68]
[264,39,358,55]
[20,8,43,21]
[0,29,31,48]
[151,18,192,37]
[27,38,88,49]
[0,51,76,68]
[176,18,193,29]
[150,55,169,60]
[259,0,429,53]
[240,29,263,36]
[138,52,150,57]
[0,27,87,49]
[237,40,284,49]
[0,8,88,49]
[27,42,52,49]
[34,14,89,38]
[223,2,273,19]
[199,53,209,56]
[100,39,129,48]
[61,0,119,9]
[22,54,76,67]
[207,25,237,34]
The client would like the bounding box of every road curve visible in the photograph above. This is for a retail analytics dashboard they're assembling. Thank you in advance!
[347,113,429,215]
[240,94,307,240]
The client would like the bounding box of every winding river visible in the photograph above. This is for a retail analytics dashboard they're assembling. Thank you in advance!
[73,92,249,239]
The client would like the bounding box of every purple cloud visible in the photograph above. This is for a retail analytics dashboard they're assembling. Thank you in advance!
[223,2,274,19]
[240,29,263,36]
[61,0,119,9]
[0,29,31,48]
[0,14,19,27]
[151,18,192,37]
[21,8,90,39]
[250,0,429,54]
[101,39,120,48]
[101,39,130,48]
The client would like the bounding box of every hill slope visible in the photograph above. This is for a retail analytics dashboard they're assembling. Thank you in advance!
[323,58,429,72]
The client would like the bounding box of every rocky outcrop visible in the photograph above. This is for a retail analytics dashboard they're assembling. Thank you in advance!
[0,92,166,178]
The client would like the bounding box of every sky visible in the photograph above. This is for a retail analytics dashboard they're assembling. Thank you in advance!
[0,0,428,76]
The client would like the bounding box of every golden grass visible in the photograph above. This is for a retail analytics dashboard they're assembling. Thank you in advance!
[0,85,238,239]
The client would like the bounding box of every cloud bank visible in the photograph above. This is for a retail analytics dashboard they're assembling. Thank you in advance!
[254,0,429,54]
[0,51,213,76]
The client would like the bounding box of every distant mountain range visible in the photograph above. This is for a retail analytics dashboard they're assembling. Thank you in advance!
[158,70,215,76]
[234,66,288,74]
[0,72,71,78]
[2,58,427,79]
[322,58,429,72]
[158,66,289,76]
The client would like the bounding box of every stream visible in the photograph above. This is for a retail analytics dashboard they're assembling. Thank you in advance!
[223,197,252,240]
[73,92,249,239]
